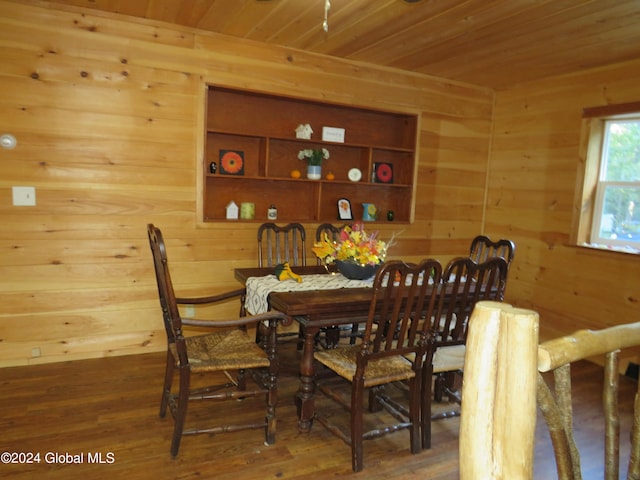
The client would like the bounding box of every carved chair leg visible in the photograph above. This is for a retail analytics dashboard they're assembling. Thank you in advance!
[434,373,446,402]
[409,375,421,454]
[351,377,365,472]
[160,351,175,418]
[422,366,433,450]
[237,368,247,392]
[265,320,279,445]
[255,322,269,350]
[171,366,191,457]
[265,369,277,445]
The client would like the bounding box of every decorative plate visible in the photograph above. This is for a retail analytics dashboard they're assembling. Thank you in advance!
[348,168,362,182]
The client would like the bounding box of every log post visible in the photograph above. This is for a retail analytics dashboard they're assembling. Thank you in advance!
[459,301,539,480]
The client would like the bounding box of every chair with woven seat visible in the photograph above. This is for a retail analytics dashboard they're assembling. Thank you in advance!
[147,224,287,456]
[468,234,515,269]
[427,234,514,403]
[421,256,509,449]
[313,259,443,472]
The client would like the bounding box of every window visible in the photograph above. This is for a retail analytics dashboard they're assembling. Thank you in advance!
[574,102,640,253]
[591,119,640,247]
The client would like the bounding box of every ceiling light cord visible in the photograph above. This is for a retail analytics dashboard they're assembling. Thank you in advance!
[323,0,331,32]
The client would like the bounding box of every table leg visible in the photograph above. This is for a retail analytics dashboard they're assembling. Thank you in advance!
[296,321,320,432]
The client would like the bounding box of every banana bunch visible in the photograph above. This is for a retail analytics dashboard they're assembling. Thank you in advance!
[274,262,302,283]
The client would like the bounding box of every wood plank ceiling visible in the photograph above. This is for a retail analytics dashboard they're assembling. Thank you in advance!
[36,0,640,89]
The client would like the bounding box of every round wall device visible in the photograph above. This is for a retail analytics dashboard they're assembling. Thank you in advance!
[0,134,17,149]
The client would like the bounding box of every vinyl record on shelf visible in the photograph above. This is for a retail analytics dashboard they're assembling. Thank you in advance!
[373,162,393,183]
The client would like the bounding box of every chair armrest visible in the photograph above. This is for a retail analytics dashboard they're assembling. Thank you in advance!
[181,311,289,328]
[176,287,246,305]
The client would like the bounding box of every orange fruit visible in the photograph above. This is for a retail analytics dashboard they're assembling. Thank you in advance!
[290,169,301,179]
[326,172,335,181]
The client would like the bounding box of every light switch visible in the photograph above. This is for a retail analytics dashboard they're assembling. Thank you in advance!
[12,186,36,206]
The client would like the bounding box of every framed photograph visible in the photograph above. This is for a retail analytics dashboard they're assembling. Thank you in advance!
[338,198,353,220]
[373,162,394,183]
[219,149,245,175]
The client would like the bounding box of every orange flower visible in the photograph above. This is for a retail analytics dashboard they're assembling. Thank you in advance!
[220,151,244,174]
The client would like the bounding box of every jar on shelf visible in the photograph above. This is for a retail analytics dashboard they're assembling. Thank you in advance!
[267,204,277,220]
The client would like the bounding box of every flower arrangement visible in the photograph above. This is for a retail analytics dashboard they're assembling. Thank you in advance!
[298,148,329,166]
[312,222,391,266]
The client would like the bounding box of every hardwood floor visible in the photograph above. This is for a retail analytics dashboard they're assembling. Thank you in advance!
[0,338,636,479]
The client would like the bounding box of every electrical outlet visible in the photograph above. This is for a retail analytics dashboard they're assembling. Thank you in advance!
[31,347,41,358]
[184,305,195,318]
[12,186,36,206]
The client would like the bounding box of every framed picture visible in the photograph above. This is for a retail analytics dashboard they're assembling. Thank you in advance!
[373,162,394,183]
[219,149,245,175]
[338,198,353,220]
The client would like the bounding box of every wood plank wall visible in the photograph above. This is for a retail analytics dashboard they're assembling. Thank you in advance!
[488,60,640,366]
[0,0,493,366]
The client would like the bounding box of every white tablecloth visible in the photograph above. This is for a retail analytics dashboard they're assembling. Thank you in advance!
[244,273,374,315]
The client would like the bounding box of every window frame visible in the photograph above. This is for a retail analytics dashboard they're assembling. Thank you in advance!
[572,102,640,254]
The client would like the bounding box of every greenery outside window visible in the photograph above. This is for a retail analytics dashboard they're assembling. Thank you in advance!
[574,102,640,254]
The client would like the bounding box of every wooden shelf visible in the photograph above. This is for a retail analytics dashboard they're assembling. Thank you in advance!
[203,86,418,223]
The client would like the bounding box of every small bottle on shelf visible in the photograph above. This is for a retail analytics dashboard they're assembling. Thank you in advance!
[267,204,277,220]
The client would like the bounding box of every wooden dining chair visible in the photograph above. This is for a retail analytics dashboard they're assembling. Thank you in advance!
[460,301,640,480]
[257,222,307,268]
[468,234,515,268]
[313,259,443,472]
[255,222,307,346]
[421,256,509,449]
[147,224,287,456]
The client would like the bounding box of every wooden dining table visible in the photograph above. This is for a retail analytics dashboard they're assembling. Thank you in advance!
[234,264,500,433]
[234,265,376,432]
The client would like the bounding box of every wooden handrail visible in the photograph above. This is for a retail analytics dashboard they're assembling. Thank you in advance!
[538,322,640,372]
